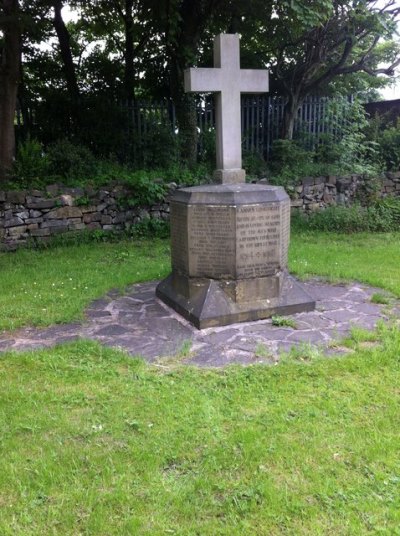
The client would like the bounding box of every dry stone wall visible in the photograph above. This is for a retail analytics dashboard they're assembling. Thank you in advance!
[286,171,400,212]
[0,183,172,250]
[1,172,400,249]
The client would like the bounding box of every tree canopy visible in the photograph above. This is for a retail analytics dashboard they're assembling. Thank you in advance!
[0,0,399,180]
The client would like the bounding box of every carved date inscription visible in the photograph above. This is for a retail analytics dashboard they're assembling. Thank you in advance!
[236,203,286,278]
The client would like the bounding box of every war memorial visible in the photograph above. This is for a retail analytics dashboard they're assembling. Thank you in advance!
[157,34,315,328]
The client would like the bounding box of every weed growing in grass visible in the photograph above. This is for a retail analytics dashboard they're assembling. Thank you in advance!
[281,342,323,363]
[371,292,390,305]
[341,323,384,352]
[177,340,192,358]
[271,315,297,329]
[254,342,271,358]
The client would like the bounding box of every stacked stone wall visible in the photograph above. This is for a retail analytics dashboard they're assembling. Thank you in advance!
[1,172,400,249]
[0,183,173,250]
[286,171,400,212]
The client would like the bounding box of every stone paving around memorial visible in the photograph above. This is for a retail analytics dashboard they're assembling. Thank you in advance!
[0,278,399,367]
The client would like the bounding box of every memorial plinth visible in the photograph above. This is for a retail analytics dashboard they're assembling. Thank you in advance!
[156,184,315,328]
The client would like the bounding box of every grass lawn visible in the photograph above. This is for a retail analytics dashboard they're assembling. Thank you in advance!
[0,231,400,332]
[0,231,400,534]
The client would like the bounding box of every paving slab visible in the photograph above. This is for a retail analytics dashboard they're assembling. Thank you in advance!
[0,278,398,367]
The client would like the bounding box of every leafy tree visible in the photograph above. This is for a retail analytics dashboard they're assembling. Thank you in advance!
[148,0,229,166]
[273,0,400,138]
[238,0,400,139]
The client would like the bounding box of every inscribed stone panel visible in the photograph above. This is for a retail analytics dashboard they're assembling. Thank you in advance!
[236,203,282,278]
[187,204,235,277]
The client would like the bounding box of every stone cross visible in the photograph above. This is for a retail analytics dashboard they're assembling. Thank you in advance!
[184,34,269,184]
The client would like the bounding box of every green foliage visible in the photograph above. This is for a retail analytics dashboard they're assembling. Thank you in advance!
[13,138,50,187]
[271,315,297,329]
[282,0,334,28]
[74,195,91,206]
[268,100,384,187]
[281,342,323,363]
[198,127,216,168]
[292,198,400,234]
[243,150,268,178]
[162,163,211,186]
[314,99,381,176]
[268,139,333,187]
[372,197,400,226]
[374,121,400,171]
[129,218,170,240]
[47,139,99,182]
[121,173,167,207]
[131,121,180,170]
[371,293,390,305]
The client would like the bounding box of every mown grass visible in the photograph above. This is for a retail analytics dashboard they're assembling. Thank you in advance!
[1,231,400,533]
[0,239,170,331]
[1,232,400,332]
[290,231,400,296]
[1,328,400,535]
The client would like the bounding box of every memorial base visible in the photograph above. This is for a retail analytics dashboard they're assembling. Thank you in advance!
[156,272,315,329]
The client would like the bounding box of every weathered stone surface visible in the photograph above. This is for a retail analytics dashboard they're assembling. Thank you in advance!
[386,171,400,180]
[1,175,399,249]
[64,187,84,197]
[46,206,83,219]
[46,184,61,197]
[15,211,29,219]
[6,191,26,203]
[7,225,27,236]
[60,194,73,206]
[25,217,42,224]
[69,222,86,230]
[113,213,127,224]
[29,210,42,218]
[41,219,69,229]
[185,34,268,183]
[30,189,44,197]
[0,279,396,367]
[30,228,51,237]
[157,183,313,328]
[4,217,24,228]
[80,205,97,213]
[83,212,101,223]
[87,222,101,230]
[26,198,56,209]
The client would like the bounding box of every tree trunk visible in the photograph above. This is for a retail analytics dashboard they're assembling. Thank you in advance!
[53,0,80,118]
[282,93,303,140]
[124,0,135,104]
[0,0,21,181]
